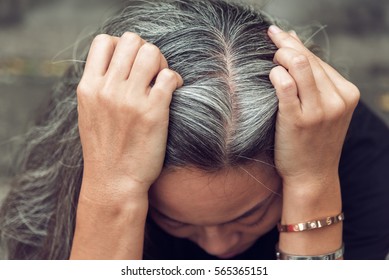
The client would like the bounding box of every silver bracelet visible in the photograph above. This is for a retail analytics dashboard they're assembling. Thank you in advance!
[276,243,344,260]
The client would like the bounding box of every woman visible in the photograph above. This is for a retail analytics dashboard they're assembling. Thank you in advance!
[0,0,388,260]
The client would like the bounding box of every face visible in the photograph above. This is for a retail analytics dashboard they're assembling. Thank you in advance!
[148,163,282,259]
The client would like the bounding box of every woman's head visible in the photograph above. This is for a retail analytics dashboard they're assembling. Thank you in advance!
[0,0,302,259]
[116,0,279,169]
[149,163,282,258]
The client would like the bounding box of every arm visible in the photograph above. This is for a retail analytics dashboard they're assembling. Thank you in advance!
[70,32,183,259]
[268,25,360,258]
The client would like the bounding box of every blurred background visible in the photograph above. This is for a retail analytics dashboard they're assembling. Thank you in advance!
[0,0,388,202]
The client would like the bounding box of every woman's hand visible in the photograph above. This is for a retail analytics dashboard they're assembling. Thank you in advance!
[268,26,360,191]
[72,33,182,259]
[268,25,359,257]
[77,32,183,204]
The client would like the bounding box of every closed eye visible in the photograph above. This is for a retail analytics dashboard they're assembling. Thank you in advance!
[236,210,267,227]
[236,194,274,227]
[150,208,189,228]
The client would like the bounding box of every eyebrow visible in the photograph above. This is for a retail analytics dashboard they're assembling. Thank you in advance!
[151,193,274,226]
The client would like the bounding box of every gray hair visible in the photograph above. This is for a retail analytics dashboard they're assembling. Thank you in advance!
[0,0,302,259]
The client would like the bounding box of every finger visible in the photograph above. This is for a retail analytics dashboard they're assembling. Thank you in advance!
[288,30,302,43]
[269,25,310,54]
[317,60,360,108]
[270,26,358,110]
[274,48,323,109]
[127,43,164,91]
[106,32,146,80]
[269,66,300,116]
[268,26,348,107]
[270,26,347,88]
[84,34,119,78]
[149,69,183,108]
[175,71,184,88]
[316,58,351,87]
[269,25,327,77]
[160,54,169,71]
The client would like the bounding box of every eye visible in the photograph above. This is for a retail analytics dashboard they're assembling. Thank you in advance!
[236,210,266,227]
[151,208,188,228]
[235,193,275,227]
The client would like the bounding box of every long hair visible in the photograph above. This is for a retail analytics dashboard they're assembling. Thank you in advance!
[0,0,307,259]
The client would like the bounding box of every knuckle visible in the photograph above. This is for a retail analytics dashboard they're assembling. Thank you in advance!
[274,47,290,63]
[339,82,360,109]
[291,54,310,70]
[91,34,115,52]
[332,101,347,119]
[142,111,159,125]
[159,68,177,82]
[273,49,282,62]
[140,43,161,57]
[279,79,295,92]
[347,82,361,104]
[93,34,112,44]
[323,95,347,121]
[77,81,92,97]
[121,32,142,44]
[309,110,325,126]
[348,82,360,95]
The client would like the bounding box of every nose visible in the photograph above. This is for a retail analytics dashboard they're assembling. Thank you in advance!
[195,226,240,257]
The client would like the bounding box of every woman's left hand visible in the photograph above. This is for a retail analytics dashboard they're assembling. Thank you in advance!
[268,25,360,192]
[268,26,358,255]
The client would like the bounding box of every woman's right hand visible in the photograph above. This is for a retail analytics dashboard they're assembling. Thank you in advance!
[77,32,183,205]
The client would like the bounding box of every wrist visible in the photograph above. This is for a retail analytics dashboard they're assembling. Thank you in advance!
[76,192,149,226]
[281,171,340,192]
[79,175,150,209]
[278,176,343,257]
[281,175,342,224]
[72,195,148,259]
[278,219,343,257]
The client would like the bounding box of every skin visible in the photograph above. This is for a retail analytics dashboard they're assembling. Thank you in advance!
[149,165,282,259]
[70,25,360,259]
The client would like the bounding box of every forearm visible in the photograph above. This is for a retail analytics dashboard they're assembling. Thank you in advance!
[70,182,149,260]
[279,176,343,258]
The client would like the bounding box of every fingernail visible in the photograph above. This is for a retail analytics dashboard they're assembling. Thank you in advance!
[269,25,282,34]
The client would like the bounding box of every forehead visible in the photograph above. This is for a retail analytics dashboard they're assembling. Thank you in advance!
[148,164,280,225]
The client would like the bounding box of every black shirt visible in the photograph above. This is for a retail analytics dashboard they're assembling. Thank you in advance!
[144,102,389,260]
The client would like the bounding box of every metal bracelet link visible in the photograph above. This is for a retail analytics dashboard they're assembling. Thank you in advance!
[278,212,345,232]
